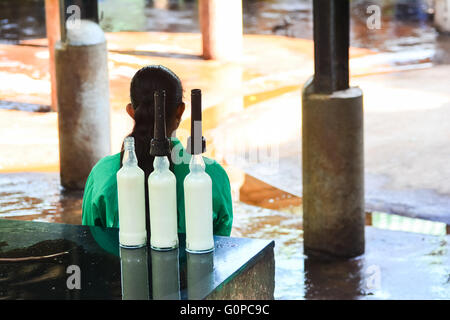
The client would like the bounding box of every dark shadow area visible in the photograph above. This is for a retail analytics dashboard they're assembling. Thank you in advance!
[0,100,51,112]
[304,256,366,300]
[0,238,121,299]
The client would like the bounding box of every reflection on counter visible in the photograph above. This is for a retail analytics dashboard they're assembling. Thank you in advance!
[0,239,80,299]
[119,246,149,300]
[150,248,180,300]
[0,219,274,299]
[187,251,214,300]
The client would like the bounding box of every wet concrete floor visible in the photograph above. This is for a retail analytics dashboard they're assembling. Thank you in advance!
[3,31,450,225]
[1,158,445,299]
[0,171,449,299]
[217,65,450,225]
[0,16,450,298]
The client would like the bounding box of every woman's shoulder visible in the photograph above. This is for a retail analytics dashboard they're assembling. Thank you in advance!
[86,153,121,193]
[91,152,120,174]
[204,157,230,185]
[82,153,121,227]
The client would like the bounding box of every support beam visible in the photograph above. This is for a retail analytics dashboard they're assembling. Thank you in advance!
[302,1,365,259]
[45,0,60,111]
[434,0,450,33]
[199,0,243,61]
[55,17,111,190]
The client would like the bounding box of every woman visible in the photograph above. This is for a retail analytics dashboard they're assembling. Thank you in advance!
[82,65,233,236]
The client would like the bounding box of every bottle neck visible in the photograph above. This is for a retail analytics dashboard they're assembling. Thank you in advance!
[153,156,170,171]
[122,147,138,167]
[189,154,205,173]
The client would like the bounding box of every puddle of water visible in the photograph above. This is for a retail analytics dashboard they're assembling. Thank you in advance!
[0,100,50,112]
[230,201,305,299]
[0,0,46,43]
[0,171,447,299]
[0,173,82,224]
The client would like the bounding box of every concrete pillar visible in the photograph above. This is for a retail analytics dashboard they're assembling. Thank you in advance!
[199,0,243,61]
[55,20,111,190]
[435,0,450,33]
[154,0,169,9]
[45,0,60,111]
[302,79,365,258]
[302,1,364,259]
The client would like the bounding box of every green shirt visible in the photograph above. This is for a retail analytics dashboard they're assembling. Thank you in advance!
[81,138,233,236]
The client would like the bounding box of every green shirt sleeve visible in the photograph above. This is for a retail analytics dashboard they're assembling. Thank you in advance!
[82,154,120,228]
[82,171,102,226]
[208,162,234,236]
[82,147,233,236]
[82,179,119,228]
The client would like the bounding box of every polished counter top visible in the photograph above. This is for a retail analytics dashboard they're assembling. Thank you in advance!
[0,218,274,299]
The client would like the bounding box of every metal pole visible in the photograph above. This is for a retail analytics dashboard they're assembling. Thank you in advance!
[313,0,349,93]
[59,0,66,43]
[82,0,99,23]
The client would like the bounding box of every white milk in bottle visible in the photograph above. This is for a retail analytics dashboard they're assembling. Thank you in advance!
[184,89,214,253]
[148,156,178,250]
[184,154,214,253]
[148,90,178,250]
[117,136,147,248]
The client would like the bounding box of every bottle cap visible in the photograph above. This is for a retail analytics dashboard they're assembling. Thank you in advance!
[186,89,206,155]
[150,90,171,156]
[124,136,135,150]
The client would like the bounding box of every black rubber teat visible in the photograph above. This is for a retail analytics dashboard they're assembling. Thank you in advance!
[150,90,171,157]
[187,89,206,155]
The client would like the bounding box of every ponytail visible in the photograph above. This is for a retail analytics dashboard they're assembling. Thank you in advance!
[125,98,155,179]
[119,65,183,221]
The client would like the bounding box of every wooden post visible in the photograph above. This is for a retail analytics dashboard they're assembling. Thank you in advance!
[45,0,60,111]
[199,0,243,61]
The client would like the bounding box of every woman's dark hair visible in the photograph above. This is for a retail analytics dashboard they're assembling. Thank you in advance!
[120,65,183,226]
[120,65,183,173]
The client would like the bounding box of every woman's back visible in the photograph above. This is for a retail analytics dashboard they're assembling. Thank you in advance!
[82,65,233,237]
[81,137,233,236]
